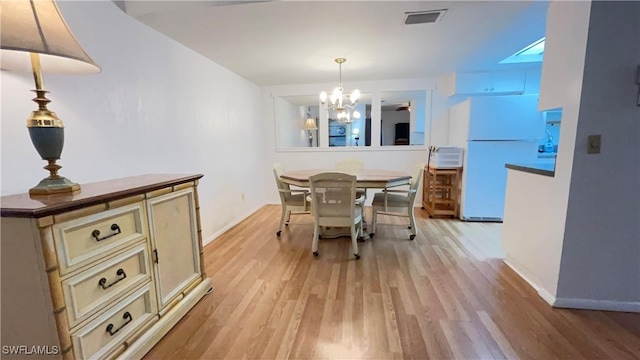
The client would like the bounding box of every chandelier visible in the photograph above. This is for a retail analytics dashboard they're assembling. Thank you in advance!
[319,58,361,124]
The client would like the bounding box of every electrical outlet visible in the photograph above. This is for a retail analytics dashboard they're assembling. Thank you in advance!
[587,134,601,154]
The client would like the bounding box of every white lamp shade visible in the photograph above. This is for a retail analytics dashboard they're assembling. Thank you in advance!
[303,118,317,130]
[0,0,100,74]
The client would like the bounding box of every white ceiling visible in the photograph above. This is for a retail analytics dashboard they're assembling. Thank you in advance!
[118,0,548,86]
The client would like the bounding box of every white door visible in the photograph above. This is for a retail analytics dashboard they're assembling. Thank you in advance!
[146,188,201,309]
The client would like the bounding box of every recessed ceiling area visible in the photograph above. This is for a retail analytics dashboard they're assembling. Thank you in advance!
[117,1,548,86]
[500,37,545,64]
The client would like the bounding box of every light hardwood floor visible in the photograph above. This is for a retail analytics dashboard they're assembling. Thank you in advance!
[145,205,640,360]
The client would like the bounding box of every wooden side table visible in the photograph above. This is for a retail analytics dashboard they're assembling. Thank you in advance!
[422,166,462,218]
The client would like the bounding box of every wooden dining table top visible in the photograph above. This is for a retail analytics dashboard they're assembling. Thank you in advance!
[280,169,412,189]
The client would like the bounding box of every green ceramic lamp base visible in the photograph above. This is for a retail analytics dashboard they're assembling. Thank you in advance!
[29,176,80,195]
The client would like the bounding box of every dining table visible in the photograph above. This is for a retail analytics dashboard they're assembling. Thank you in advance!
[279,169,412,189]
[279,169,413,240]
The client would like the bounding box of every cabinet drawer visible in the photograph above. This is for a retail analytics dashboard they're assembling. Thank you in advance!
[53,202,148,275]
[71,283,157,360]
[63,243,152,329]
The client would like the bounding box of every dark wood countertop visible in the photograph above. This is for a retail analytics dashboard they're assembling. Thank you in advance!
[505,163,555,177]
[1,174,203,218]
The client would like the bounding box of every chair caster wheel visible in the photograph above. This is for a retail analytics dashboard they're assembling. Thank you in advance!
[408,226,412,229]
[369,233,375,238]
[318,235,323,239]
[409,235,416,240]
[421,206,425,210]
[285,223,289,227]
[354,253,360,260]
[428,215,433,218]
[313,251,319,257]
[276,231,281,237]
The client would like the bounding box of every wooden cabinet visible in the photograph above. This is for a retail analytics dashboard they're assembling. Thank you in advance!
[51,202,148,276]
[61,243,152,328]
[1,175,212,360]
[422,167,461,218]
[445,71,526,97]
[146,188,201,310]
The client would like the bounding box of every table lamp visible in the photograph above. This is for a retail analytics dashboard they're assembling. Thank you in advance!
[1,0,101,195]
[303,116,318,147]
[352,128,360,146]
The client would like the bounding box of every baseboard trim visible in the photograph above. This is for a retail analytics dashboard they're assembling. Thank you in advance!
[553,298,640,313]
[538,288,557,306]
[504,258,640,313]
[502,258,542,292]
[503,258,556,306]
[203,204,263,246]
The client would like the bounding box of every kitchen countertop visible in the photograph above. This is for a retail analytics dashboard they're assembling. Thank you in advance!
[537,152,557,158]
[505,163,555,177]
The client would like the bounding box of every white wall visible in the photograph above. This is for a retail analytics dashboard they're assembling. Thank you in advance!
[0,1,264,245]
[556,0,640,306]
[430,77,452,147]
[381,110,409,146]
[273,97,307,148]
[307,105,319,147]
[501,0,592,301]
[410,96,426,145]
[502,0,640,312]
[348,103,366,147]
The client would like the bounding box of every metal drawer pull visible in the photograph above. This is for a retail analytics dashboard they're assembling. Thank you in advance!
[105,311,132,336]
[98,268,126,290]
[92,224,121,242]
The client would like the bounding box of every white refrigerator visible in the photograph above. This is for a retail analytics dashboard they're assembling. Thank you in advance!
[448,95,543,221]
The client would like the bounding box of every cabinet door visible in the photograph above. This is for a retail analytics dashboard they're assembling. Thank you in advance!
[490,71,526,94]
[147,188,201,309]
[449,71,526,96]
[455,72,492,94]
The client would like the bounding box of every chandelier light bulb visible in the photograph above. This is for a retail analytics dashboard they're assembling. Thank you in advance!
[319,57,361,124]
[331,87,341,105]
[350,89,360,103]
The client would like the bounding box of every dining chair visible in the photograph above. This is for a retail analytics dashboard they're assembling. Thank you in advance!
[309,172,363,259]
[273,163,311,237]
[335,158,364,171]
[370,163,425,240]
[335,158,368,202]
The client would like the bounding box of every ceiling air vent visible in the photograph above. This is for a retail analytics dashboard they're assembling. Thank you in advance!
[403,9,447,25]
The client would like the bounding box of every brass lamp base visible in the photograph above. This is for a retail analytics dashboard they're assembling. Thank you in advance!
[29,159,80,195]
[23,53,82,196]
[30,174,80,195]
